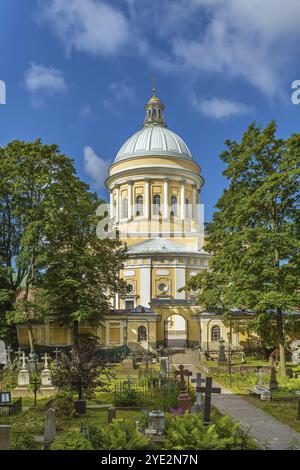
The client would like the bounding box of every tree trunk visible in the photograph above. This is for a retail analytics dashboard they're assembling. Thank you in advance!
[73,320,79,345]
[276,307,286,377]
[27,321,35,353]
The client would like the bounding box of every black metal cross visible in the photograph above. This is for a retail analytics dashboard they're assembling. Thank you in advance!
[191,373,206,407]
[197,376,221,426]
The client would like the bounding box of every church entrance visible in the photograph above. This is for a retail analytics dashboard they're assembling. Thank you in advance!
[165,314,187,348]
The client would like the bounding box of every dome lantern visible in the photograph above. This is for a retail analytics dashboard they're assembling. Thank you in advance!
[143,78,167,128]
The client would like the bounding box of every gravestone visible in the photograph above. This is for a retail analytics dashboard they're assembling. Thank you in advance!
[122,357,134,369]
[108,406,116,423]
[40,353,56,396]
[257,368,264,386]
[0,340,7,366]
[160,357,168,379]
[148,410,165,435]
[197,376,221,426]
[291,341,300,365]
[175,364,193,412]
[16,351,30,389]
[269,366,278,392]
[217,338,228,365]
[191,373,206,413]
[0,425,11,450]
[44,408,56,449]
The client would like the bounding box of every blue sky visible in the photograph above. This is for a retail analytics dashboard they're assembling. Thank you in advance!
[1,0,300,220]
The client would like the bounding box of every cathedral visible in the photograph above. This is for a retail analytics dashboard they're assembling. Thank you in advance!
[17,88,299,354]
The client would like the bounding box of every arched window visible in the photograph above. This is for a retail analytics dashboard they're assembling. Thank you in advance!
[153,194,161,215]
[136,195,143,216]
[121,197,128,219]
[185,198,190,218]
[211,325,221,342]
[138,326,147,342]
[170,195,178,216]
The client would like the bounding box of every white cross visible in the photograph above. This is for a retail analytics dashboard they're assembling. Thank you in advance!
[42,352,49,369]
[21,351,27,369]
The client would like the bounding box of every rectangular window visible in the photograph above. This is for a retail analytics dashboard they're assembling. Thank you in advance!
[125,300,135,310]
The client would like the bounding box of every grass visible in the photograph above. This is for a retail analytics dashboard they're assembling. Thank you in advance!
[245,396,300,433]
[0,402,142,436]
[201,364,300,433]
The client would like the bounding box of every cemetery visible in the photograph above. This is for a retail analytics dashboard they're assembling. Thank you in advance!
[0,339,258,450]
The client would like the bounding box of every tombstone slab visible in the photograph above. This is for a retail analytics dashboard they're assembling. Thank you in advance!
[122,357,134,369]
[44,408,56,449]
[108,406,116,423]
[0,425,11,450]
[291,341,300,365]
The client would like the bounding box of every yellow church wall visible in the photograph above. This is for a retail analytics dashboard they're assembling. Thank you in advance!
[17,326,45,347]
[108,156,201,179]
[127,321,156,345]
[154,305,201,345]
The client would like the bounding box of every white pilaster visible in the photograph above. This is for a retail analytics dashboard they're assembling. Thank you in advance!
[180,179,185,220]
[192,184,197,220]
[175,266,186,299]
[115,185,120,223]
[127,180,133,220]
[145,178,150,220]
[139,266,151,307]
[163,177,169,219]
[105,322,110,347]
[110,191,114,220]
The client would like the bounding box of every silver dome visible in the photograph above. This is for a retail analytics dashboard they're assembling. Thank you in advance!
[115,125,193,162]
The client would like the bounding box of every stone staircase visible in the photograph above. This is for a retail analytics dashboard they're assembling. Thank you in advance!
[171,348,200,365]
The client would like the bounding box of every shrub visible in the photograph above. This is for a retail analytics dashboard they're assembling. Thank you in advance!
[46,391,74,417]
[11,431,39,450]
[51,432,93,450]
[88,420,152,450]
[164,413,256,450]
[1,368,17,390]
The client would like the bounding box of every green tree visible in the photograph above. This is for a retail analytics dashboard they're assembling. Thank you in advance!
[0,139,126,350]
[188,122,300,376]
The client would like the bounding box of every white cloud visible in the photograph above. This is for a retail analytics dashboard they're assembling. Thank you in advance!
[38,0,129,56]
[171,0,300,96]
[80,105,97,119]
[83,146,110,188]
[192,96,251,119]
[24,63,67,94]
[109,81,135,101]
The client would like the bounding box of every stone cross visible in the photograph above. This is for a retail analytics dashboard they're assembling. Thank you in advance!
[175,364,192,391]
[21,351,27,369]
[191,373,206,412]
[16,347,22,364]
[42,352,49,369]
[257,368,264,386]
[44,408,56,449]
[197,376,221,426]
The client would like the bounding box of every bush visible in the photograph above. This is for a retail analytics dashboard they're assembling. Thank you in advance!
[88,420,152,450]
[1,368,17,390]
[51,432,93,450]
[11,431,40,450]
[164,413,256,450]
[46,391,74,417]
